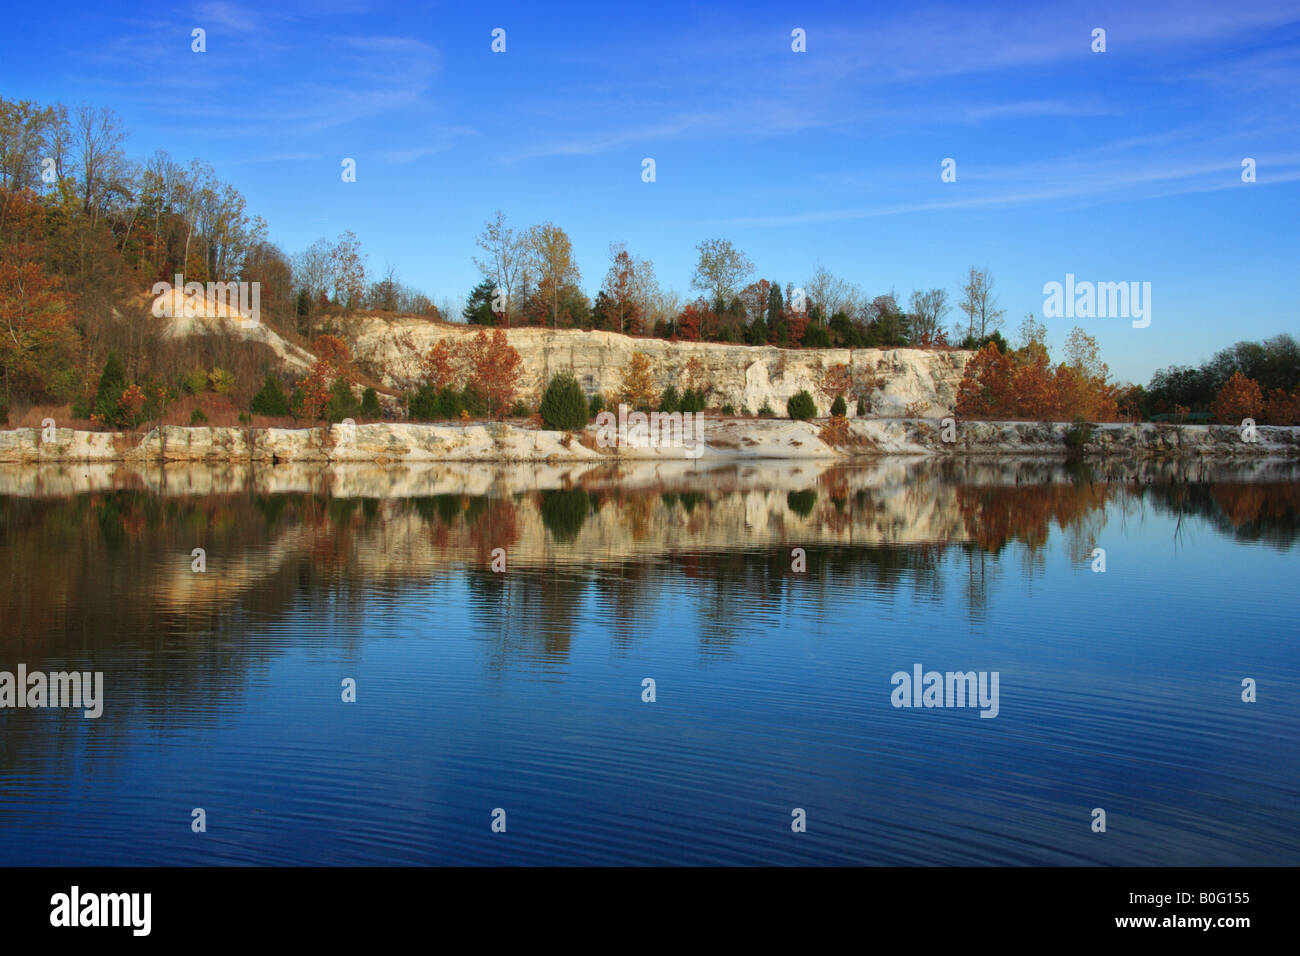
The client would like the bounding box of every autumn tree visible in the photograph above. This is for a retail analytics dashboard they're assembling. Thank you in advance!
[816,362,853,407]
[525,222,579,328]
[421,339,462,392]
[0,190,75,403]
[464,328,522,418]
[1262,387,1300,426]
[601,242,656,335]
[618,351,656,410]
[955,342,1016,419]
[1211,371,1264,424]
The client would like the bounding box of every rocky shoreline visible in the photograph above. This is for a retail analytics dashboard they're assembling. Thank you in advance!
[1,419,1296,464]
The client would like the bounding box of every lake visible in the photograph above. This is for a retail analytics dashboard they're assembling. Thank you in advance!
[1,457,1296,865]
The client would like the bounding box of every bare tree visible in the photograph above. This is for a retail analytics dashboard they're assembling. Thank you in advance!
[805,263,858,323]
[956,265,1005,341]
[73,104,129,229]
[473,210,527,327]
[908,288,949,344]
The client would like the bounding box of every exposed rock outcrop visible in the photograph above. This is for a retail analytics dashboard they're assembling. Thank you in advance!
[2,420,1296,464]
[350,319,970,417]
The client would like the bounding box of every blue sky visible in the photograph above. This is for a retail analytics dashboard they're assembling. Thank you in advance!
[4,0,1299,384]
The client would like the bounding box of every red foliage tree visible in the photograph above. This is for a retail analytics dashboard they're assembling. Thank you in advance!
[464,328,522,418]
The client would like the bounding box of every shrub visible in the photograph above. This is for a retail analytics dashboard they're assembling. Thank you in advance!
[659,384,681,413]
[758,400,775,417]
[250,374,291,416]
[787,390,817,420]
[325,378,361,423]
[361,387,382,418]
[92,351,127,424]
[803,324,831,348]
[460,386,487,419]
[587,393,605,417]
[856,395,868,416]
[680,388,705,413]
[408,384,464,421]
[830,395,847,417]
[539,372,590,431]
[181,367,208,395]
[510,400,531,418]
[0,397,8,425]
[190,408,208,425]
[1064,416,1094,451]
[208,368,236,395]
[721,403,734,416]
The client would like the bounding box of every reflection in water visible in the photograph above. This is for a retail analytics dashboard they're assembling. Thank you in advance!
[0,458,1297,865]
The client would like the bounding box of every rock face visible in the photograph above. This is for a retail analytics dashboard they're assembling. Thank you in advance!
[1,420,1296,464]
[349,319,971,417]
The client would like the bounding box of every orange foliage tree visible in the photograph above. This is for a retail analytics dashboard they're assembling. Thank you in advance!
[0,190,75,404]
[1262,387,1300,426]
[1211,371,1264,424]
[420,339,461,392]
[295,334,352,421]
[955,338,1119,422]
[464,328,521,418]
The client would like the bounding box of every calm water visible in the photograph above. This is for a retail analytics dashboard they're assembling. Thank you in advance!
[1,458,1296,866]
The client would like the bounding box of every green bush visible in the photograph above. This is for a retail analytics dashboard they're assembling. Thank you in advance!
[408,384,447,421]
[190,408,208,425]
[830,395,847,417]
[0,397,8,425]
[587,393,604,417]
[802,323,831,348]
[758,400,775,417]
[721,403,734,416]
[510,400,531,418]
[181,367,208,395]
[361,387,382,418]
[1064,416,1095,452]
[539,372,590,431]
[856,395,869,416]
[786,390,817,421]
[325,379,361,423]
[460,386,487,419]
[680,388,705,413]
[659,384,680,413]
[250,374,291,416]
[92,351,127,424]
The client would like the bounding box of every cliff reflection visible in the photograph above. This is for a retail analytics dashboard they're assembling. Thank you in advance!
[2,458,1298,776]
